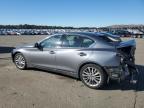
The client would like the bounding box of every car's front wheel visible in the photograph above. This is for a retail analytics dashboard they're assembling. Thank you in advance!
[14,53,27,70]
[80,64,107,89]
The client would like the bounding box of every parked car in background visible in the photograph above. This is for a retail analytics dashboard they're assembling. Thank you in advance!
[11,32,138,89]
[112,30,132,37]
[127,29,144,38]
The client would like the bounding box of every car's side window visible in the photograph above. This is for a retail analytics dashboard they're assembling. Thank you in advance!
[40,35,62,48]
[61,35,94,48]
[81,37,94,48]
[61,35,81,48]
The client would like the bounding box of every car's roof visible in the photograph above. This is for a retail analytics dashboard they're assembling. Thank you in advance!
[63,32,96,37]
[61,32,120,38]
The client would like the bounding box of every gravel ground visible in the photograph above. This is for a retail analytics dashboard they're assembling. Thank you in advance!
[0,36,144,108]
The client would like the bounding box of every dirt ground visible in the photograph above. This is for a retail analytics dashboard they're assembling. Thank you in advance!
[0,36,144,108]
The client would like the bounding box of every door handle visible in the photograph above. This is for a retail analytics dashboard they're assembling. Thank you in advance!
[79,52,87,56]
[49,51,55,54]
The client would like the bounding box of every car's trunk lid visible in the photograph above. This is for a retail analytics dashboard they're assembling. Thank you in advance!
[117,39,136,48]
[116,39,136,60]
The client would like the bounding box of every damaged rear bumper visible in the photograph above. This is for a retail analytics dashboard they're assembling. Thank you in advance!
[104,66,128,80]
[104,62,138,83]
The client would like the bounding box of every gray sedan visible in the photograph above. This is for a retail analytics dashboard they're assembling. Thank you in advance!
[11,32,138,89]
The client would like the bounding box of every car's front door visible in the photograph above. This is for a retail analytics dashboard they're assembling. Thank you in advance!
[30,35,62,69]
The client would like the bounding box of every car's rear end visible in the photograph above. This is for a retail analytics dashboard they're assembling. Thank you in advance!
[115,39,138,83]
[94,33,138,84]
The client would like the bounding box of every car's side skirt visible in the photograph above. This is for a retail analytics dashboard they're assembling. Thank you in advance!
[31,64,79,78]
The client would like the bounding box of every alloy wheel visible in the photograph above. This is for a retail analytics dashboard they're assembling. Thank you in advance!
[82,67,101,87]
[14,53,26,69]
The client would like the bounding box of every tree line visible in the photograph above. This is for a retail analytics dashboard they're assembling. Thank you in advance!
[0,24,75,29]
[0,24,144,29]
[0,24,97,29]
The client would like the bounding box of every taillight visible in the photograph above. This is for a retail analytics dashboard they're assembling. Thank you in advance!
[116,52,122,57]
[116,52,124,63]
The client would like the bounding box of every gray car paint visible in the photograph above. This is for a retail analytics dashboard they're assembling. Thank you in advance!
[12,32,135,78]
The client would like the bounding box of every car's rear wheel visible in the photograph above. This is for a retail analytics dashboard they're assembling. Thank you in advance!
[14,53,27,70]
[80,64,107,89]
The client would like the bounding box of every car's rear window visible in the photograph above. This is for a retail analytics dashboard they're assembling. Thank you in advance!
[99,35,121,43]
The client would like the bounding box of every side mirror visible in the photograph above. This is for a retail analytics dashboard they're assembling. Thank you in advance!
[35,42,43,50]
[34,43,43,51]
[34,42,39,48]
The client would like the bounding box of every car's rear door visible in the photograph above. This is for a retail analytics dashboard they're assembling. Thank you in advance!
[55,35,94,73]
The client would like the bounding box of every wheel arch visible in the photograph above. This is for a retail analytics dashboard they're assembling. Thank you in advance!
[12,51,27,69]
[12,51,21,62]
[78,62,108,79]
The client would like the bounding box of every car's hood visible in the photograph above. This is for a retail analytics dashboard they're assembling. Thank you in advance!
[116,39,136,48]
[16,43,34,48]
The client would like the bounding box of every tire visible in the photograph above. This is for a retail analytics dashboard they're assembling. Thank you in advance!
[14,53,27,70]
[80,64,107,89]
